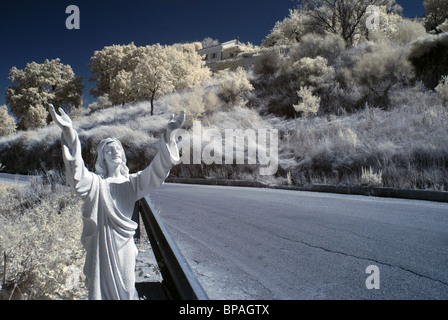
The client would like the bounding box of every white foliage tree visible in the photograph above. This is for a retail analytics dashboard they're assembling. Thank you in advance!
[90,42,210,113]
[6,58,84,129]
[131,44,176,116]
[170,43,211,92]
[131,43,210,115]
[262,9,312,47]
[388,18,427,45]
[201,37,219,48]
[368,7,426,46]
[297,0,401,46]
[109,70,133,107]
[0,105,16,136]
[89,42,143,102]
[22,105,48,129]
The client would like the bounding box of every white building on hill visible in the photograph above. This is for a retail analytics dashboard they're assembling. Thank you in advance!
[197,39,243,63]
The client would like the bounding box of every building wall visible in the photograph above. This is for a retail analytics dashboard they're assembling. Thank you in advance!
[197,45,223,63]
[197,39,242,63]
[198,40,292,73]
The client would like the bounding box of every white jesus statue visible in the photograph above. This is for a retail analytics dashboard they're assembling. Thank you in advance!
[49,104,185,300]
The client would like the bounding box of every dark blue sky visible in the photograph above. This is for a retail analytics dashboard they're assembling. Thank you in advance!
[0,0,425,107]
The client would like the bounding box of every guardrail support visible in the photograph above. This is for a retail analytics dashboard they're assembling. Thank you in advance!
[137,196,209,300]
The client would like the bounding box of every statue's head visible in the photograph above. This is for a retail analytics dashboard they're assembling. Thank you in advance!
[95,137,129,178]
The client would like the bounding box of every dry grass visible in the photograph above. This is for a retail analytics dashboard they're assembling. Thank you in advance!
[277,84,448,190]
[0,176,87,300]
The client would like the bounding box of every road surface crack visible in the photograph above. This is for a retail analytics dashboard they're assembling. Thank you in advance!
[277,234,448,287]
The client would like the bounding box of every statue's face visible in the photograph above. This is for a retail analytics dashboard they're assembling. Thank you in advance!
[104,141,124,166]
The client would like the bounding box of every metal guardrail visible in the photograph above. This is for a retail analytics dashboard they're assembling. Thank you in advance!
[136,196,209,300]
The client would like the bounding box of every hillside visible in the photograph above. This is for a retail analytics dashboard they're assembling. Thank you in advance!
[1,74,447,190]
[1,8,448,191]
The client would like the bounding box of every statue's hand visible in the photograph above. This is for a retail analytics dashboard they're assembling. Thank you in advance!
[165,110,186,142]
[49,104,73,131]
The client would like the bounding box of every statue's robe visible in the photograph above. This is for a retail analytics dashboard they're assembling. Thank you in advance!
[61,131,179,300]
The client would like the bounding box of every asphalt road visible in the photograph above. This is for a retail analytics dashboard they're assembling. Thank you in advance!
[0,173,35,185]
[148,183,448,300]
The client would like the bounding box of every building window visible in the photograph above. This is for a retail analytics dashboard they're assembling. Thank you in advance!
[211,53,217,59]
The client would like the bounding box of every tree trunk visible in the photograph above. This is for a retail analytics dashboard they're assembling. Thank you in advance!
[150,92,155,116]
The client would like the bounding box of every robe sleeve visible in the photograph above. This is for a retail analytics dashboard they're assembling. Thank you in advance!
[61,129,95,198]
[131,138,180,201]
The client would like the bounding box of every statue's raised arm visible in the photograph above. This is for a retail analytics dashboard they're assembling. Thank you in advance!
[49,104,76,146]
[130,110,185,201]
[165,110,186,142]
[49,104,94,198]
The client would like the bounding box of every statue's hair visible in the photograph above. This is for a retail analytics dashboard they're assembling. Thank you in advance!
[95,137,130,179]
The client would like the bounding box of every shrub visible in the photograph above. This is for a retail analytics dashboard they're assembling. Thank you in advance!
[389,19,427,46]
[290,56,335,92]
[280,83,448,190]
[435,75,448,101]
[407,33,448,89]
[165,86,223,128]
[288,33,345,63]
[353,42,415,108]
[251,53,338,118]
[338,128,359,147]
[423,0,448,32]
[86,94,112,113]
[216,67,254,106]
[0,178,86,299]
[293,86,320,117]
[252,50,283,76]
[0,105,16,137]
[167,89,205,128]
[437,19,448,33]
[361,167,383,186]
